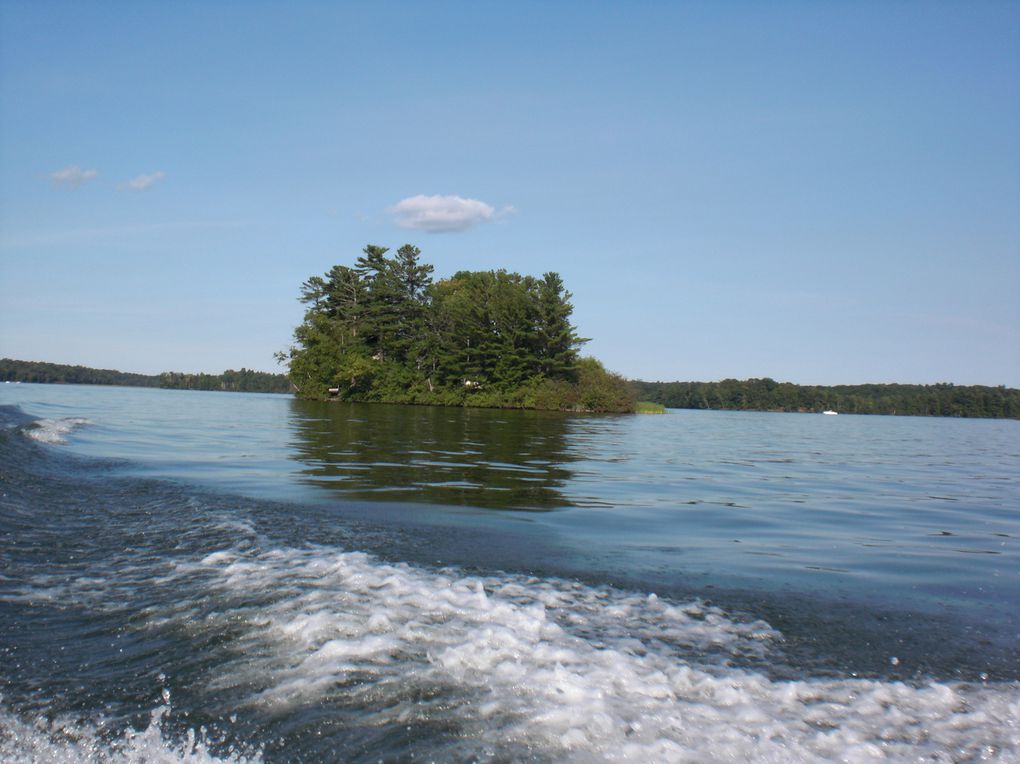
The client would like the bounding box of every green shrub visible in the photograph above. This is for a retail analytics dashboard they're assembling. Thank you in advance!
[635,401,666,414]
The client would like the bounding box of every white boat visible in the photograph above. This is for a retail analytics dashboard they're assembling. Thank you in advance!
[822,410,838,415]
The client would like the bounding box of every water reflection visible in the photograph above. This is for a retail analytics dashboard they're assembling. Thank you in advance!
[287,400,579,509]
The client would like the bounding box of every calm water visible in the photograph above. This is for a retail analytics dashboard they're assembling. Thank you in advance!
[1,384,1017,762]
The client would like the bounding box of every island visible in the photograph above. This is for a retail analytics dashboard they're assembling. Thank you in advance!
[278,245,636,413]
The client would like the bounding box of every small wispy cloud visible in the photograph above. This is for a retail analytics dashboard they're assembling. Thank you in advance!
[50,165,98,188]
[123,171,166,191]
[389,194,513,233]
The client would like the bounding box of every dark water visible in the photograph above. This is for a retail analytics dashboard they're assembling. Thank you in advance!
[1,385,1017,762]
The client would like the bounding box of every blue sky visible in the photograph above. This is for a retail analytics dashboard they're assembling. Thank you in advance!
[1,1,1018,385]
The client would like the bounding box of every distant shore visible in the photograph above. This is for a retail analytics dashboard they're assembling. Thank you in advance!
[1,358,290,394]
[4,359,1018,419]
[632,377,1020,419]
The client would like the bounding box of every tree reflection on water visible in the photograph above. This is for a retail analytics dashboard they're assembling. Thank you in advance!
[287,400,579,510]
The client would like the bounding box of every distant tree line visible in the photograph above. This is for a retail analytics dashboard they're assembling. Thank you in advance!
[1,358,161,387]
[9,360,1014,419]
[630,378,1020,419]
[158,369,292,393]
[280,244,635,412]
[1,358,291,394]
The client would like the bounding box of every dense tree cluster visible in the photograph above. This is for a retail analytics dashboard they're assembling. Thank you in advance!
[1,358,160,387]
[1,358,290,394]
[158,369,292,393]
[631,378,1020,419]
[281,245,635,412]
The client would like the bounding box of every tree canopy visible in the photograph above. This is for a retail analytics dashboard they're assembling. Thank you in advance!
[280,245,634,412]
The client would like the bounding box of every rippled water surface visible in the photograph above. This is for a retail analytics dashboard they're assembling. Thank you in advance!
[1,385,1018,762]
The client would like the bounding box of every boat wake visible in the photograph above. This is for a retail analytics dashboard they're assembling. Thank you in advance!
[0,701,260,764]
[1,400,1018,761]
[22,416,93,445]
[151,543,1020,761]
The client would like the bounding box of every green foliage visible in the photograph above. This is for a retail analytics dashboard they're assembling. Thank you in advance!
[0,358,291,393]
[635,401,666,414]
[0,358,160,387]
[574,357,637,413]
[520,376,577,411]
[282,245,636,412]
[630,378,1020,419]
[158,368,292,393]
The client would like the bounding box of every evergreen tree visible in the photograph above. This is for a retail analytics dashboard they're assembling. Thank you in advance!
[532,272,587,379]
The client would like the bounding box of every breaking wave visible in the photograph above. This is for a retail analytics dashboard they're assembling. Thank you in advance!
[0,702,260,764]
[158,544,1020,762]
[22,416,92,445]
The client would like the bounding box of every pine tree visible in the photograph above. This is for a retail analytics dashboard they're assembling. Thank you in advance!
[532,272,586,379]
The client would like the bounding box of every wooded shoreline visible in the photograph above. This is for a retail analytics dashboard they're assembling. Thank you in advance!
[4,358,1018,419]
[632,378,1020,419]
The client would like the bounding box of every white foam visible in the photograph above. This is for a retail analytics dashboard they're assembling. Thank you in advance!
[0,703,260,764]
[24,416,92,445]
[10,538,1018,760]
[178,545,1020,762]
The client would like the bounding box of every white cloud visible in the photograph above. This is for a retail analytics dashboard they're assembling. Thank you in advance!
[123,171,166,191]
[50,165,98,187]
[389,194,512,233]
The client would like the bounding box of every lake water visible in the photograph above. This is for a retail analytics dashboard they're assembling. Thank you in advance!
[1,384,1017,762]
